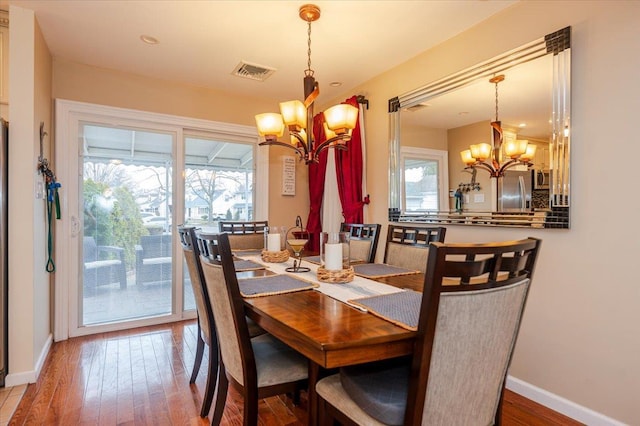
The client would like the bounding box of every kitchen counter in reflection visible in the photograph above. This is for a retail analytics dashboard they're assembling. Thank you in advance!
[391,206,569,229]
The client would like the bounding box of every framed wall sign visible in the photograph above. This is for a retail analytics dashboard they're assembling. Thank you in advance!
[282,156,296,196]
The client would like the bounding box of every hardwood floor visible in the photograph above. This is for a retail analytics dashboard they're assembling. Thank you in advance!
[9,320,581,425]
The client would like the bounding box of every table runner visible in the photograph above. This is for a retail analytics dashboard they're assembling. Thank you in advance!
[242,255,404,311]
[353,263,420,279]
[233,259,266,272]
[237,274,318,298]
[303,255,365,265]
[348,290,422,331]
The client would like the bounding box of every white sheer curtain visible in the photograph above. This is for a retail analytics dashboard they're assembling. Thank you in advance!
[322,148,341,233]
[322,101,367,231]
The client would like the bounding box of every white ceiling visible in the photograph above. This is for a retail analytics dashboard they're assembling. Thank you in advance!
[3,0,517,103]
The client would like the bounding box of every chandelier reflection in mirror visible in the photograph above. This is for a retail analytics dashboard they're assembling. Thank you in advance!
[460,74,537,178]
[255,4,359,164]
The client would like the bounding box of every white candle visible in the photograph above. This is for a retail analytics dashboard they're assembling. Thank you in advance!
[267,233,281,252]
[324,243,343,270]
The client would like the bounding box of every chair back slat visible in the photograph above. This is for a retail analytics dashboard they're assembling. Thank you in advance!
[384,224,446,273]
[219,220,268,234]
[404,237,541,425]
[340,223,381,263]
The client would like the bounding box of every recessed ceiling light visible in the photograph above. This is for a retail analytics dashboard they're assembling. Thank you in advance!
[329,82,342,87]
[140,35,159,45]
[519,123,527,127]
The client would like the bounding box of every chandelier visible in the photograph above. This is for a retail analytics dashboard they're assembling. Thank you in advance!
[255,4,359,164]
[460,74,537,178]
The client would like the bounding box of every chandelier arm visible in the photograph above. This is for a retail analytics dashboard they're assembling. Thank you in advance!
[498,159,533,176]
[313,135,350,154]
[258,140,306,161]
[290,132,310,157]
[469,162,499,176]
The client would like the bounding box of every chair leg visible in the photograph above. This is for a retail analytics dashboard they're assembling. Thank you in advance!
[210,363,229,424]
[243,386,259,426]
[190,322,204,384]
[200,339,220,417]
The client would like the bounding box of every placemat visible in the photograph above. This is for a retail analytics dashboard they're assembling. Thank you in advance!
[353,263,420,279]
[233,259,266,272]
[348,290,422,331]
[238,274,318,298]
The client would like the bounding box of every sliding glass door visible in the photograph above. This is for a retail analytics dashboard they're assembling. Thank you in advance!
[55,100,267,339]
[81,123,175,325]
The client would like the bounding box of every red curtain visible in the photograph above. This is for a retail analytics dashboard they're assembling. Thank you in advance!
[305,113,328,252]
[335,96,365,224]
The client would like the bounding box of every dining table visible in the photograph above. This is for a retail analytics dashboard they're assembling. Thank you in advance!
[235,254,426,425]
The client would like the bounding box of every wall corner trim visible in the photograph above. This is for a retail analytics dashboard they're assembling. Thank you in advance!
[4,333,52,387]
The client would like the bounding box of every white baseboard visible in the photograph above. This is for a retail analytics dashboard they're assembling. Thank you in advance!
[4,333,52,387]
[506,375,627,426]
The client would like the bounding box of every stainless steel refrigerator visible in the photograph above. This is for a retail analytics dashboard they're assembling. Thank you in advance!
[0,119,7,387]
[498,169,532,212]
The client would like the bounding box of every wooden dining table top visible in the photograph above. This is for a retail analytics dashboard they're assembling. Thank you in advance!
[241,267,425,369]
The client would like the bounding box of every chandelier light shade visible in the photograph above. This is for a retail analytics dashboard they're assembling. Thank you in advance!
[460,74,535,177]
[255,4,359,164]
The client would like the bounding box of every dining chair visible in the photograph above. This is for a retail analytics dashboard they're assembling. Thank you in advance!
[383,224,446,273]
[197,232,309,425]
[177,226,220,417]
[219,220,268,251]
[316,237,542,425]
[178,226,266,418]
[340,223,381,263]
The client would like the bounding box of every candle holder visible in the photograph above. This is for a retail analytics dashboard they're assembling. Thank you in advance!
[285,216,310,273]
[317,231,354,283]
[261,226,289,263]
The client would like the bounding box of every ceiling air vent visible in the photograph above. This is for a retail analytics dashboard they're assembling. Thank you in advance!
[232,61,276,82]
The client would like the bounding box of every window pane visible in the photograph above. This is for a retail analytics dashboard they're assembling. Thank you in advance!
[404,157,439,211]
[182,136,255,310]
[81,123,174,326]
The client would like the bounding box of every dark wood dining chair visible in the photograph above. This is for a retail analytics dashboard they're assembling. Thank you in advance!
[177,226,219,417]
[178,226,265,418]
[197,232,309,425]
[340,223,381,263]
[316,237,542,425]
[218,220,268,251]
[383,224,446,273]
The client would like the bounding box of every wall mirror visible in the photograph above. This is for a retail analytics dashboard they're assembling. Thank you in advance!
[388,27,570,228]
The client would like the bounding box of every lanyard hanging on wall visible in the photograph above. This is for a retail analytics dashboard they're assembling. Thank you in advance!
[37,122,61,273]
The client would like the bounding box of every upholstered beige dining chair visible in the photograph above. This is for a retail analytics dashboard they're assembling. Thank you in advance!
[198,232,308,425]
[219,220,268,251]
[340,223,381,263]
[178,226,265,418]
[383,224,446,273]
[316,237,541,425]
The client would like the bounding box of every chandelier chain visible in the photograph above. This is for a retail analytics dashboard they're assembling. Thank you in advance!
[307,21,313,74]
[494,80,499,122]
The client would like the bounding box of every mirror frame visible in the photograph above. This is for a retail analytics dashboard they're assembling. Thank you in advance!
[388,27,571,229]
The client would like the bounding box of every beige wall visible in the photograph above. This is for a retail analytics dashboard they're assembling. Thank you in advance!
[52,58,309,227]
[7,5,52,384]
[400,124,447,151]
[322,1,640,423]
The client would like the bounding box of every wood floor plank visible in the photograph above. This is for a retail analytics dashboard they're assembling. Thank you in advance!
[8,320,582,425]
